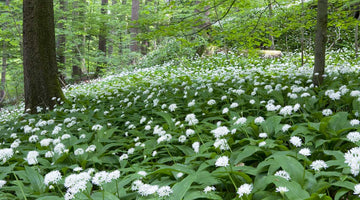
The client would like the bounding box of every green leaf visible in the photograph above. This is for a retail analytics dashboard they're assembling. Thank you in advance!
[332,181,355,190]
[91,191,120,200]
[24,166,46,194]
[232,145,261,165]
[272,154,305,185]
[184,190,223,200]
[334,188,350,200]
[36,196,63,200]
[269,175,310,200]
[261,116,283,135]
[154,112,175,130]
[169,174,196,200]
[328,112,351,133]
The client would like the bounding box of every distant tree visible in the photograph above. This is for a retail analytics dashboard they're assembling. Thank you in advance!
[96,0,108,76]
[313,0,328,86]
[57,0,67,86]
[23,0,65,113]
[0,0,10,105]
[130,0,140,53]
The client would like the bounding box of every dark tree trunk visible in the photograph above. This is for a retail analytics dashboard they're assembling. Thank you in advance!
[23,0,65,113]
[130,0,140,53]
[300,0,305,65]
[313,0,328,86]
[108,0,117,56]
[96,0,108,76]
[119,0,127,55]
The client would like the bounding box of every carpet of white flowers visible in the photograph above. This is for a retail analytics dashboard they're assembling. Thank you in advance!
[0,52,360,200]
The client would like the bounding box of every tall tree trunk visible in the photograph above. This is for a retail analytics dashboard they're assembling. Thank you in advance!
[356,14,359,58]
[119,0,127,55]
[108,0,117,56]
[0,0,10,104]
[268,0,275,50]
[23,0,65,113]
[96,0,108,76]
[130,0,140,53]
[57,0,67,86]
[313,0,328,86]
[72,0,85,81]
[300,0,305,65]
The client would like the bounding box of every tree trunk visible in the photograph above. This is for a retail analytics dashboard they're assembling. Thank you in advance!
[356,16,359,58]
[108,0,117,56]
[300,0,305,65]
[72,0,85,81]
[0,0,10,105]
[23,0,65,113]
[96,0,108,76]
[130,0,140,53]
[313,0,328,86]
[268,0,275,50]
[57,0,67,71]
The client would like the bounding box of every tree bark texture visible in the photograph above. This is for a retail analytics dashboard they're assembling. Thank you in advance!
[130,0,140,52]
[313,0,328,86]
[57,0,67,71]
[72,0,85,80]
[96,0,108,76]
[23,0,65,113]
[268,0,275,50]
[0,0,10,104]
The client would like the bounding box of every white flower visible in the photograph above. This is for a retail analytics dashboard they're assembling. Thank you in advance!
[192,142,200,153]
[40,138,53,147]
[274,170,291,181]
[45,151,54,158]
[211,126,230,138]
[354,184,360,196]
[347,132,360,143]
[279,106,293,116]
[157,134,172,144]
[258,141,266,147]
[186,129,195,137]
[44,170,62,186]
[214,138,230,150]
[157,186,173,197]
[64,172,91,199]
[249,99,255,104]
[168,104,177,112]
[310,160,328,171]
[222,108,229,114]
[152,151,157,157]
[207,99,216,105]
[29,135,39,143]
[85,145,96,152]
[299,148,311,156]
[176,172,184,178]
[185,114,199,125]
[74,148,84,156]
[215,156,229,167]
[204,186,216,193]
[237,183,253,197]
[178,135,187,143]
[0,180,6,188]
[54,143,66,155]
[254,116,265,124]
[259,133,268,138]
[91,124,103,131]
[276,186,289,193]
[322,109,333,116]
[230,103,239,108]
[344,147,360,176]
[282,124,291,132]
[26,151,39,165]
[61,134,71,140]
[138,171,147,176]
[351,119,360,126]
[234,117,247,125]
[119,154,128,161]
[290,136,302,147]
[92,171,120,187]
[188,100,195,107]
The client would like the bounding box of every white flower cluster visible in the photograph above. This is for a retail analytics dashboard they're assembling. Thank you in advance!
[64,172,92,200]
[132,180,173,197]
[44,170,62,186]
[92,170,120,187]
[344,147,360,176]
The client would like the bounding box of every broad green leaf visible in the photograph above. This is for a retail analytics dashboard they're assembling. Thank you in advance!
[169,174,196,200]
[24,166,46,194]
[91,191,120,200]
[260,115,283,135]
[269,175,310,200]
[154,112,175,130]
[184,190,223,200]
[232,145,261,165]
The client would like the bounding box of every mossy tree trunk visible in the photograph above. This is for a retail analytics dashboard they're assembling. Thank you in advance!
[23,0,65,113]
[313,0,328,86]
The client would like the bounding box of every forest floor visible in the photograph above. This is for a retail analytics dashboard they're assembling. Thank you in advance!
[0,52,360,200]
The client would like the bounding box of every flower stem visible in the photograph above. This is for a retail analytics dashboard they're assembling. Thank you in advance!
[56,184,65,197]
[13,172,27,200]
